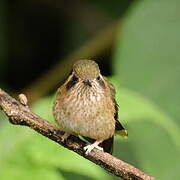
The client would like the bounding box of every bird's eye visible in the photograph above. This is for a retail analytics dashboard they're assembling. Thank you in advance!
[96,75,105,88]
[66,75,78,90]
[72,75,78,82]
[96,76,101,81]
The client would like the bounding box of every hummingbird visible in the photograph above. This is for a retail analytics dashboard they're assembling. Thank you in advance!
[53,60,128,155]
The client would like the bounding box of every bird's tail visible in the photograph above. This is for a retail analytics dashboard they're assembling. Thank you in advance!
[100,136,114,154]
[115,120,128,139]
[116,129,128,139]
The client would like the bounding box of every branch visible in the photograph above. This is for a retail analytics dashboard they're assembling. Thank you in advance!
[0,88,156,180]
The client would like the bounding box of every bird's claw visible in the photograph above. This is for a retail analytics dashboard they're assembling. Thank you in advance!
[84,142,103,155]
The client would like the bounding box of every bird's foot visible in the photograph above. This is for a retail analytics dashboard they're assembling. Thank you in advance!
[61,132,70,142]
[84,140,103,155]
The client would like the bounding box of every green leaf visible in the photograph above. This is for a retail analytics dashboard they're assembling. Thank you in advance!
[112,0,180,179]
[113,0,180,126]
[109,78,180,180]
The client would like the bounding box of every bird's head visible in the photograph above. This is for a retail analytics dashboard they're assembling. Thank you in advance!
[66,60,105,90]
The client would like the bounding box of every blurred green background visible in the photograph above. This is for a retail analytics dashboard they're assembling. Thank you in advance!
[0,0,180,179]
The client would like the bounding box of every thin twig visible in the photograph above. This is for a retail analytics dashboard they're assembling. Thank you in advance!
[0,88,156,180]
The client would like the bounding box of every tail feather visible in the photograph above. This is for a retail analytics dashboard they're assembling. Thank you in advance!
[116,129,128,139]
[115,120,128,139]
[101,136,114,154]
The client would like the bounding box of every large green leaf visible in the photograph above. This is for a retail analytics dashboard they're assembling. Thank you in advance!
[113,0,180,126]
[111,78,180,180]
[113,0,180,179]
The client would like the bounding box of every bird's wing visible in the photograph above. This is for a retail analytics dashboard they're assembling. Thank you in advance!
[104,77,128,139]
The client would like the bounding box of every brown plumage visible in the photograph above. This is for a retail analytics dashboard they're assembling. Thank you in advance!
[53,60,128,154]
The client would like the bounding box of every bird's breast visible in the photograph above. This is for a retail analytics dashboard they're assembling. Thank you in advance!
[54,86,115,139]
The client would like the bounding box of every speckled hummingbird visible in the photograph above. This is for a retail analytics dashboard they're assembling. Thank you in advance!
[53,60,128,154]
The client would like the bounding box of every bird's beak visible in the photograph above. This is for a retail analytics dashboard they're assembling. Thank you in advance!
[83,79,92,87]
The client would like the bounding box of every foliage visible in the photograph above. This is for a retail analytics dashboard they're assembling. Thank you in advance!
[113,0,180,179]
